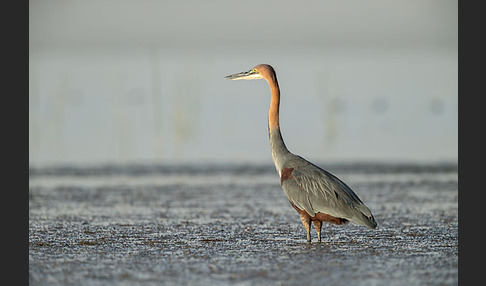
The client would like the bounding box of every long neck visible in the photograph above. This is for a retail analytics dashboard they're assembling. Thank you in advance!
[267,76,290,175]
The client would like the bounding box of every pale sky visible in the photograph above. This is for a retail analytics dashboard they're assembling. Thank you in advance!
[29,0,458,165]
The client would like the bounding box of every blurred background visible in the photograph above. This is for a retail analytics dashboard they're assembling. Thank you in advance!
[29,0,457,166]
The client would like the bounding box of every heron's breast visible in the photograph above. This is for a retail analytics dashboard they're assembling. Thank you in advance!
[280,167,295,185]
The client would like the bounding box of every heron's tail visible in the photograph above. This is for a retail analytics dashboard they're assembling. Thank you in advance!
[350,207,377,229]
[360,212,377,229]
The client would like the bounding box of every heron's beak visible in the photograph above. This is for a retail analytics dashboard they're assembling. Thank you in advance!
[225,69,261,80]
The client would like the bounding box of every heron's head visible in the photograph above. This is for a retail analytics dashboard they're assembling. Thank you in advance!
[225,64,276,81]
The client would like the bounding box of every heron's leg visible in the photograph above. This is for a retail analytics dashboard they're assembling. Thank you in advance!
[298,213,312,242]
[312,221,322,242]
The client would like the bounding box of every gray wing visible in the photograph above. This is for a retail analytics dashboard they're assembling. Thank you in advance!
[281,159,377,229]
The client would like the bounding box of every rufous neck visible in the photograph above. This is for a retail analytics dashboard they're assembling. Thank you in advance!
[266,76,290,174]
[268,78,280,130]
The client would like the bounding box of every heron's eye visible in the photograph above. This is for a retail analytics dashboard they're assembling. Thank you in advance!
[252,69,257,73]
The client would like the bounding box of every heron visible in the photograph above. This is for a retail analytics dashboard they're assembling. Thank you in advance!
[225,64,377,242]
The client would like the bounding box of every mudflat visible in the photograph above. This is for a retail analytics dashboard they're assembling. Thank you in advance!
[29,163,458,285]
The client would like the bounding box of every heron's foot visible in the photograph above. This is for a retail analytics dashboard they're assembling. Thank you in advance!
[312,221,322,243]
[299,213,312,243]
[306,230,311,243]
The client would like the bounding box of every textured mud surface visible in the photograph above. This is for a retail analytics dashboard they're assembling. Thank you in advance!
[29,163,458,285]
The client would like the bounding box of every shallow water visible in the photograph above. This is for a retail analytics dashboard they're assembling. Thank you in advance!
[29,162,458,285]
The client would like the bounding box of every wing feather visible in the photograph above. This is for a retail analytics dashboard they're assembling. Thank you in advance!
[281,158,376,228]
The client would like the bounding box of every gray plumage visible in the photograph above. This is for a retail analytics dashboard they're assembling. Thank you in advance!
[271,128,377,230]
[226,64,377,242]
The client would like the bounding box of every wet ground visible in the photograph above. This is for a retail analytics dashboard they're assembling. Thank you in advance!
[29,162,458,285]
